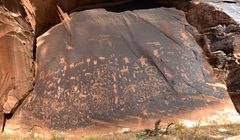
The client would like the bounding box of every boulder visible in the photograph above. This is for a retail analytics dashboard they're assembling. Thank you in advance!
[185,0,240,114]
[0,0,240,135]
[5,7,236,134]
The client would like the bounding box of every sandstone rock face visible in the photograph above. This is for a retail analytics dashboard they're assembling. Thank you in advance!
[5,6,235,133]
[0,0,240,135]
[185,0,240,114]
[21,0,135,34]
[227,67,240,113]
[18,0,190,34]
[0,2,34,114]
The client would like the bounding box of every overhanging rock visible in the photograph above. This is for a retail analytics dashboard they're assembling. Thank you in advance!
[5,7,237,134]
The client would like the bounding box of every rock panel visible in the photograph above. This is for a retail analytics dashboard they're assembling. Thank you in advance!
[0,0,239,135]
[6,8,235,133]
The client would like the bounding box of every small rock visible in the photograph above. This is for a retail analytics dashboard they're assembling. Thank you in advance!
[218,128,228,133]
[33,133,39,138]
[210,135,225,139]
[166,124,177,134]
[121,128,131,133]
[225,135,240,140]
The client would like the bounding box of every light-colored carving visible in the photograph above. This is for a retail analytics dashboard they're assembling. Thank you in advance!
[123,57,130,64]
[139,56,148,66]
[145,66,158,76]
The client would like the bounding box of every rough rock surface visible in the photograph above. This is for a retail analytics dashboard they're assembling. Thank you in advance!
[0,0,240,135]
[184,0,240,114]
[227,67,240,113]
[20,0,153,34]
[0,1,34,129]
[16,0,191,35]
[4,6,235,133]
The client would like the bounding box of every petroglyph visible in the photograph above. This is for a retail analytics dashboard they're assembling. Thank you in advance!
[10,7,233,131]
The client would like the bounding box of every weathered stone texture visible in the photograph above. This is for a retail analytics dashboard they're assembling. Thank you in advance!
[0,0,240,134]
[0,1,34,125]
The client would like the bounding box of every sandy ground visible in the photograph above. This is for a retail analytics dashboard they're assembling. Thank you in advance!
[1,123,240,140]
